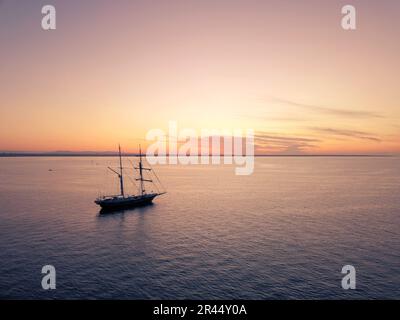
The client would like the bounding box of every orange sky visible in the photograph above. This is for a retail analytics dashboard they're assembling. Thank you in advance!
[0,0,399,154]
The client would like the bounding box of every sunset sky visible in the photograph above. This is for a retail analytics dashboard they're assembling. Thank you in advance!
[0,0,399,154]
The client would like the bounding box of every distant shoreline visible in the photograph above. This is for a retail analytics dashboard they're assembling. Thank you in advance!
[0,153,395,157]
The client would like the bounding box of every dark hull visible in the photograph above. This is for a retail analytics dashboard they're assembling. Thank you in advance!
[96,194,157,212]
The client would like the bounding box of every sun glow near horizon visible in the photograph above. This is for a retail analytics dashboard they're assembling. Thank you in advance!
[0,0,399,154]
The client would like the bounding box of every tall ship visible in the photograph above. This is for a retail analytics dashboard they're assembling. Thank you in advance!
[95,145,166,211]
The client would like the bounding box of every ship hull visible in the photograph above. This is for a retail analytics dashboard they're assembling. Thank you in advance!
[95,194,158,212]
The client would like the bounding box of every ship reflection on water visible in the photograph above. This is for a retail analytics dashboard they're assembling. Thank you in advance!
[98,202,155,216]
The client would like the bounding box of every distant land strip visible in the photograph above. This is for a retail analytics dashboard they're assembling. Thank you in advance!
[0,152,395,157]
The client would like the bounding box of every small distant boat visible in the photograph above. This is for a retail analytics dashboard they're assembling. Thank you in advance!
[95,145,166,211]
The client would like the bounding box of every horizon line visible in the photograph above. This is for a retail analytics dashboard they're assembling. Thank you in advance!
[0,151,396,158]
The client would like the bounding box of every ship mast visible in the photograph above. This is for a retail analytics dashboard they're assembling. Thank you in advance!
[139,146,145,195]
[135,145,153,195]
[118,144,125,197]
[106,145,125,197]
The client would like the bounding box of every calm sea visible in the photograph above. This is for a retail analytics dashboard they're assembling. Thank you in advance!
[0,156,399,299]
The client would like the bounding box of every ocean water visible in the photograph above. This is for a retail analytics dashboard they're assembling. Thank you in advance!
[0,156,399,299]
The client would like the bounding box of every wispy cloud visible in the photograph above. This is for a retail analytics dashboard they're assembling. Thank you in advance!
[310,127,382,142]
[255,133,320,154]
[241,114,307,122]
[268,97,383,119]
